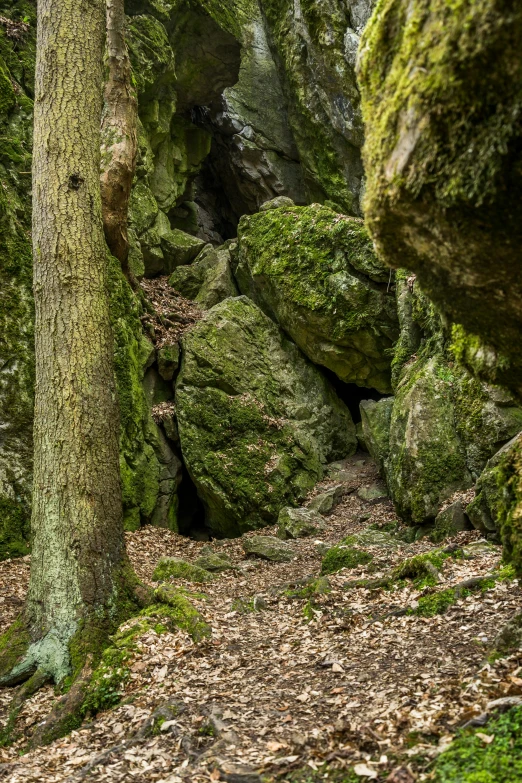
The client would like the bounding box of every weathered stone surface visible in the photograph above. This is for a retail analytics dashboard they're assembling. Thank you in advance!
[157,343,180,381]
[261,0,377,214]
[152,556,215,583]
[169,245,238,309]
[359,0,522,396]
[360,398,394,473]
[433,501,472,543]
[371,275,522,527]
[235,205,399,392]
[194,552,235,572]
[307,485,345,515]
[260,196,296,211]
[277,507,326,540]
[357,483,388,504]
[176,296,357,536]
[243,535,295,562]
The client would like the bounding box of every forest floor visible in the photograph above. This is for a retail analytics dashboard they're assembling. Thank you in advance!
[1,454,521,783]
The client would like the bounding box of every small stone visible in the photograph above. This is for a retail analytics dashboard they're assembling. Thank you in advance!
[194,552,235,572]
[277,507,326,539]
[259,196,295,211]
[152,556,214,583]
[432,500,472,542]
[307,484,345,515]
[357,483,388,504]
[243,535,295,562]
[253,595,268,610]
[157,343,180,381]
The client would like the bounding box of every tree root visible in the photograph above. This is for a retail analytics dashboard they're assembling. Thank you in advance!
[27,656,93,749]
[0,669,50,746]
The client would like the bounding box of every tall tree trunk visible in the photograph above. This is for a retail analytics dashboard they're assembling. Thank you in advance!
[23,0,127,683]
[100,0,138,279]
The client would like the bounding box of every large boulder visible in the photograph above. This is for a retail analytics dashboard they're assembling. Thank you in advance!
[362,276,522,526]
[234,204,399,393]
[175,296,357,536]
[358,0,522,397]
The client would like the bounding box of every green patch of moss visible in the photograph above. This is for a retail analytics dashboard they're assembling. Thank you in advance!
[152,557,214,583]
[321,545,373,575]
[285,576,331,600]
[391,548,456,587]
[432,705,522,782]
[150,584,211,641]
[0,616,30,681]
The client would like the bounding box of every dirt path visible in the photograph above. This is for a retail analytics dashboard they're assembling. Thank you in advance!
[1,455,521,782]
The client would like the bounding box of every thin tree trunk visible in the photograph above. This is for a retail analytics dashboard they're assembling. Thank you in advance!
[25,0,127,683]
[100,0,138,280]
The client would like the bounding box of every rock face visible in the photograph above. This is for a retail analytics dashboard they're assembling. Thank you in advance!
[169,244,238,309]
[235,204,399,392]
[261,0,376,214]
[176,296,357,536]
[362,277,522,526]
[358,0,522,397]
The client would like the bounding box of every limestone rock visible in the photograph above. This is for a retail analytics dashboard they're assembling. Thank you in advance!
[235,205,399,392]
[277,507,326,540]
[307,485,345,515]
[433,501,472,543]
[169,245,238,310]
[262,0,377,214]
[176,296,356,536]
[260,196,295,211]
[157,343,180,381]
[357,483,388,504]
[243,535,295,562]
[152,557,214,583]
[194,552,235,573]
[360,398,394,473]
[359,0,522,396]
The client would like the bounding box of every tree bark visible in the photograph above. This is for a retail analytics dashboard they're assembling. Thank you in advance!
[24,0,127,683]
[100,0,138,279]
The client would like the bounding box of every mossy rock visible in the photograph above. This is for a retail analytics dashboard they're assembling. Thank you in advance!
[321,544,373,575]
[277,507,325,540]
[261,0,372,213]
[360,397,394,474]
[235,205,399,393]
[152,556,215,583]
[193,552,235,572]
[175,296,356,537]
[153,584,212,641]
[169,245,238,310]
[359,0,522,397]
[243,535,295,562]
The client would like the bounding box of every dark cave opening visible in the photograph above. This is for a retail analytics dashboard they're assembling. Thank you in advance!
[176,461,209,540]
[320,366,389,424]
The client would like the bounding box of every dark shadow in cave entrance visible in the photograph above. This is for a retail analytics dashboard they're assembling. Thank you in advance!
[176,462,208,540]
[320,366,390,424]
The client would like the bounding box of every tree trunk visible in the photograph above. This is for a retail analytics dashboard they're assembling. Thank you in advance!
[100,0,138,279]
[23,0,127,683]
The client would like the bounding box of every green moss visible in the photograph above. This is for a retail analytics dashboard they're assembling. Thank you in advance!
[261,0,363,213]
[0,4,35,561]
[0,616,30,681]
[284,576,331,599]
[391,548,455,586]
[432,705,522,782]
[321,545,373,575]
[151,583,211,640]
[152,557,215,583]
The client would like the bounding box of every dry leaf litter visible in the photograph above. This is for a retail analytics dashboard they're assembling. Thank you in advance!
[1,455,521,782]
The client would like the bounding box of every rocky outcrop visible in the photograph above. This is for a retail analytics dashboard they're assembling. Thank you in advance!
[358,0,522,397]
[234,204,399,392]
[261,0,376,215]
[175,296,357,536]
[169,244,239,309]
[361,277,522,526]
